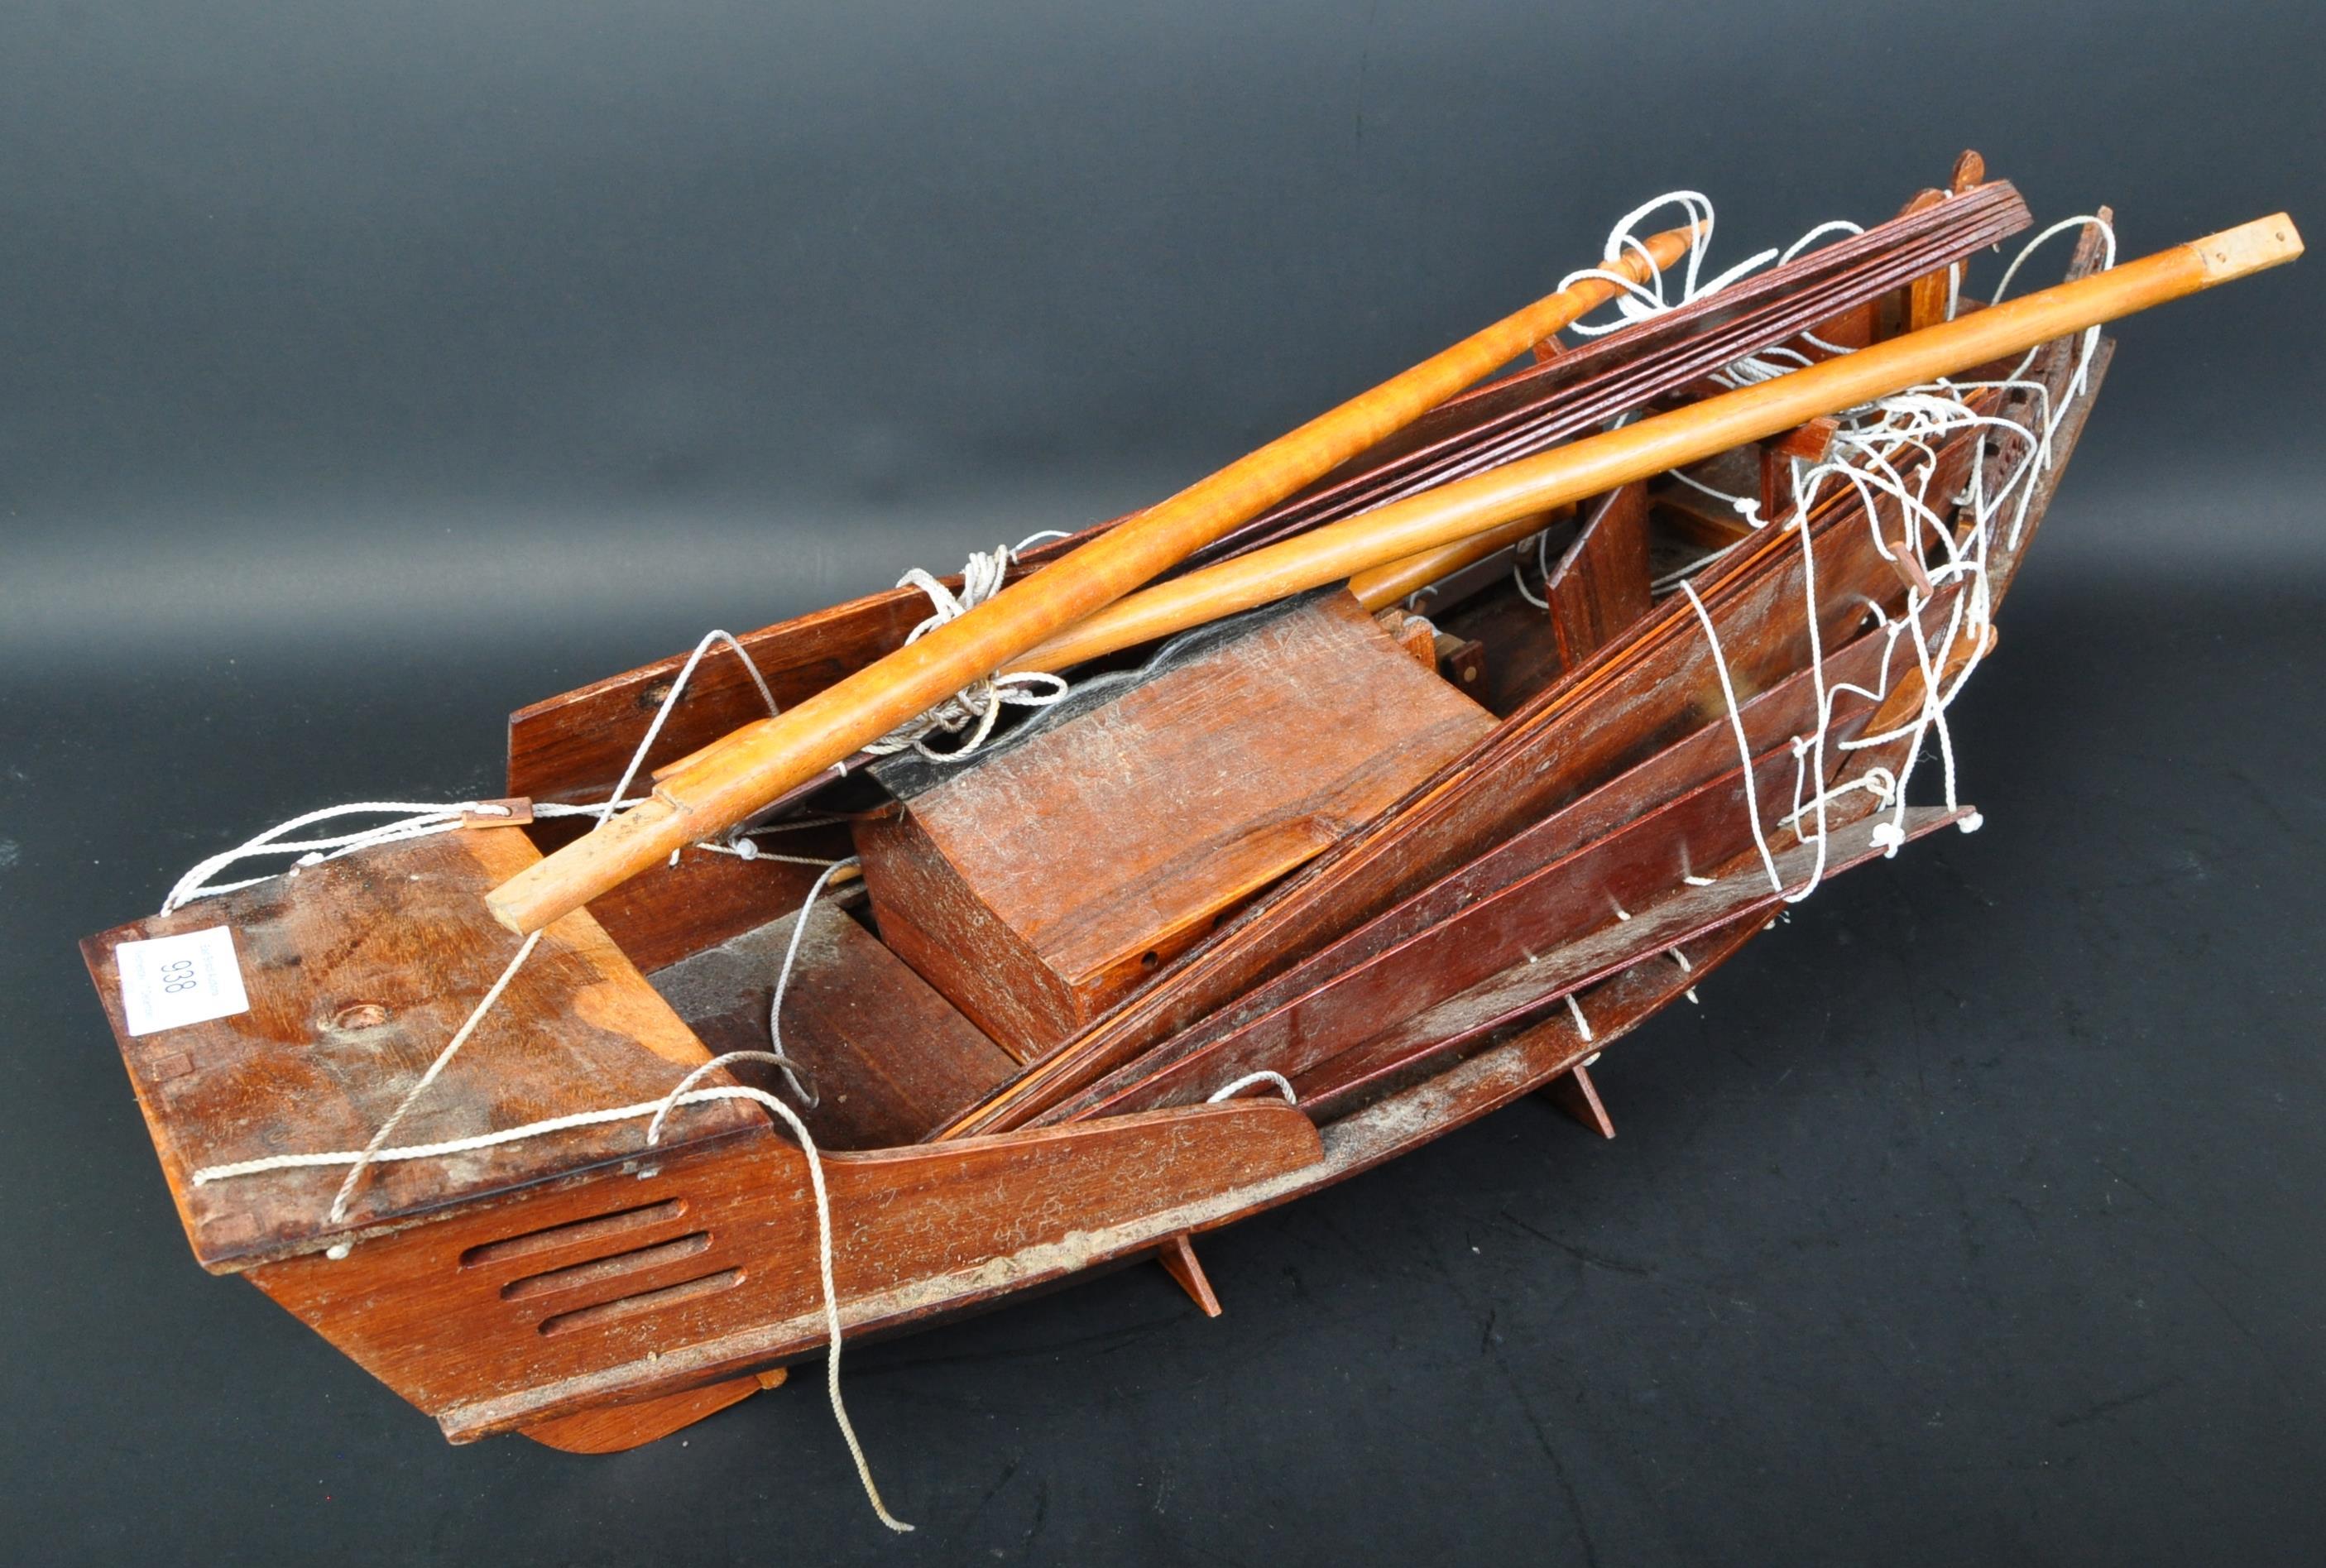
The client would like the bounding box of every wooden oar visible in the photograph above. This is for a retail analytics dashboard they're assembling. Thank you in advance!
[487,225,1701,932]
[1002,214,2300,673]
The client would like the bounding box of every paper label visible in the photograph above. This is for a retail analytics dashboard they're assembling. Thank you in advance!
[117,926,251,1037]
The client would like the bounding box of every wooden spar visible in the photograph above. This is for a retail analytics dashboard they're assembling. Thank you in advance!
[1007,214,2301,673]
[1346,509,1567,610]
[1183,180,2030,568]
[486,226,1701,935]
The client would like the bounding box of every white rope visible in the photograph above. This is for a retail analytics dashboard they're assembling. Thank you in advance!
[863,531,1074,762]
[326,930,543,1224]
[1206,1071,1297,1106]
[161,627,787,912]
[1677,579,1788,897]
[1513,196,1860,607]
[160,799,614,913]
[643,856,863,1138]
[193,1079,912,1532]
[1654,209,2112,905]
[602,628,780,822]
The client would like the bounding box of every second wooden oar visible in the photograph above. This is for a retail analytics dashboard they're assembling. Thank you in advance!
[487,225,1700,932]
[1005,214,2300,673]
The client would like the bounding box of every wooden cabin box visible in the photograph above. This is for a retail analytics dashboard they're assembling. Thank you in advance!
[851,592,1499,1062]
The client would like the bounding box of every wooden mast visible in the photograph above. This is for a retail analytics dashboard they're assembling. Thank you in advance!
[486,225,1701,933]
[492,213,2297,934]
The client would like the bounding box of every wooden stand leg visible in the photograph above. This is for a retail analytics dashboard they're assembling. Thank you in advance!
[520,1367,787,1454]
[1542,1058,1615,1139]
[1156,1230,1223,1318]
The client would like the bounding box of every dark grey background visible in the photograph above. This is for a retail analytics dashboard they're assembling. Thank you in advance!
[3,2,2320,1563]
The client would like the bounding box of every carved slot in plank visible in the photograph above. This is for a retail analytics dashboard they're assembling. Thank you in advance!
[501,1233,715,1302]
[461,1199,690,1269]
[538,1268,747,1337]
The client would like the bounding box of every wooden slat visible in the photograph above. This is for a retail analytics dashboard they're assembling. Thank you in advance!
[1039,581,1965,1124]
[1285,805,1966,1111]
[1544,482,1653,668]
[645,900,1017,1150]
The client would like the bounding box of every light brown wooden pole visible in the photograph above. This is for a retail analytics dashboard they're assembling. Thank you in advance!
[1007,214,2300,674]
[1346,509,1570,611]
[488,227,1700,932]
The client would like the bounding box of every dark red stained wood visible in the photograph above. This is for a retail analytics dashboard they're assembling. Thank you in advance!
[939,415,1989,1138]
[645,901,1017,1151]
[521,1373,772,1453]
[502,526,1106,808]
[240,1096,1326,1441]
[1287,900,1770,1130]
[853,592,1496,1062]
[1987,333,2111,609]
[1978,209,2118,608]
[1038,585,1963,1124]
[1545,482,1652,668]
[79,830,759,1272]
[1438,581,1566,718]
[1544,1062,1614,1139]
[1156,1232,1223,1316]
[545,818,854,975]
[1283,804,1965,1114]
[1184,181,2031,568]
[1759,417,1840,523]
[1062,727,1916,1119]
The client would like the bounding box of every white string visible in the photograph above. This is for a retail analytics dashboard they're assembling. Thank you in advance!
[863,532,1074,762]
[193,1079,913,1532]
[161,799,613,914]
[1512,195,1864,606]
[161,627,787,913]
[1655,209,2113,902]
[327,929,543,1224]
[601,628,780,822]
[1206,1071,1297,1106]
[643,856,864,1137]
[1677,579,1787,896]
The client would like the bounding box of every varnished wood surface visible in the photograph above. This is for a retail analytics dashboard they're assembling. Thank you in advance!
[1054,577,1968,1127]
[1546,482,1653,669]
[645,900,1017,1149]
[487,233,1700,934]
[1060,736,1923,1119]
[502,526,1102,807]
[854,592,1494,1060]
[237,1097,1326,1441]
[986,218,2298,681]
[519,1372,770,1453]
[1181,181,2030,569]
[1543,1062,1615,1139]
[1279,804,1966,1114]
[80,830,755,1271]
[940,409,1981,1136]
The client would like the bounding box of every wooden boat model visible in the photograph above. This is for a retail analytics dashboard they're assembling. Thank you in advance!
[79,161,2298,1483]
